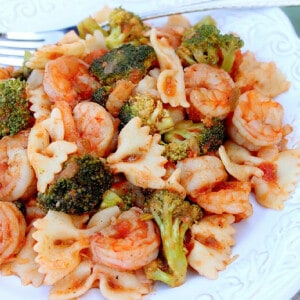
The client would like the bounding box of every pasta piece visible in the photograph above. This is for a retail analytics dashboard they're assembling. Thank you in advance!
[252,148,300,210]
[95,264,153,300]
[0,202,26,265]
[32,207,121,286]
[26,29,106,69]
[27,111,78,192]
[1,227,45,287]
[32,210,90,285]
[49,259,97,300]
[26,69,52,121]
[187,214,237,279]
[134,73,160,99]
[107,117,167,189]
[150,28,189,108]
[164,168,186,198]
[176,156,228,198]
[218,145,263,182]
[234,51,290,97]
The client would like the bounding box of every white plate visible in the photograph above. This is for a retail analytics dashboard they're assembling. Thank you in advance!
[0,1,300,300]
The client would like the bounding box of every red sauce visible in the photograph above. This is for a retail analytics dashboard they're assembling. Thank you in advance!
[162,75,176,97]
[259,162,277,182]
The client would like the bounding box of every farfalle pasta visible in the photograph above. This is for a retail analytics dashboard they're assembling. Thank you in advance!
[0,5,299,300]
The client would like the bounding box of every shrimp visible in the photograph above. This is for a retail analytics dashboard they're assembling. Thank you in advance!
[234,51,290,97]
[176,156,228,198]
[73,101,117,157]
[0,130,36,201]
[227,90,285,151]
[105,79,135,117]
[0,201,27,265]
[192,181,253,222]
[43,55,99,107]
[0,66,14,80]
[184,63,235,120]
[90,207,160,271]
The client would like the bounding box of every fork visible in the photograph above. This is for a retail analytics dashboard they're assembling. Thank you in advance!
[0,0,299,68]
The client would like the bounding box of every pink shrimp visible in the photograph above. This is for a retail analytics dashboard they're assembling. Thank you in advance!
[43,55,99,107]
[184,63,235,121]
[90,207,160,271]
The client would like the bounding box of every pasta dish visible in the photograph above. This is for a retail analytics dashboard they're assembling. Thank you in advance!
[0,6,299,300]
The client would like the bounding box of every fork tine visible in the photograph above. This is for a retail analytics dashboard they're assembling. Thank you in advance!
[0,26,78,67]
[0,55,25,67]
[0,40,44,49]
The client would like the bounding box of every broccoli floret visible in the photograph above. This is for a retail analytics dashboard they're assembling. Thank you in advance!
[0,78,33,138]
[143,189,202,287]
[177,23,220,66]
[118,93,174,134]
[89,43,157,85]
[37,154,112,215]
[218,33,244,73]
[12,51,33,80]
[101,179,145,211]
[77,16,107,39]
[91,86,113,107]
[163,118,225,155]
[163,140,193,162]
[176,15,243,73]
[105,7,149,49]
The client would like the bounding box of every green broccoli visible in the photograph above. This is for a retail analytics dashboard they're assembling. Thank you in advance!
[162,138,198,162]
[91,86,113,107]
[177,23,220,66]
[118,93,174,134]
[37,154,112,215]
[77,16,107,39]
[105,7,149,49]
[89,43,157,85]
[176,15,243,73]
[101,179,145,211]
[218,33,244,72]
[12,50,33,80]
[0,78,33,138]
[143,189,202,287]
[163,118,226,156]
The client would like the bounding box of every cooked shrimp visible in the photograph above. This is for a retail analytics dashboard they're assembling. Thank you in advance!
[227,90,284,151]
[0,201,27,265]
[43,55,99,107]
[73,101,117,157]
[184,63,235,120]
[90,207,160,271]
[234,51,290,97]
[0,66,14,80]
[0,130,36,201]
[106,79,135,117]
[192,181,253,222]
[176,156,228,198]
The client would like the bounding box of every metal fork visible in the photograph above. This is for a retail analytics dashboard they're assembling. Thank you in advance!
[0,0,299,68]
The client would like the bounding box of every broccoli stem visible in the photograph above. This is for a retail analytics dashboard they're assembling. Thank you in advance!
[150,202,188,287]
